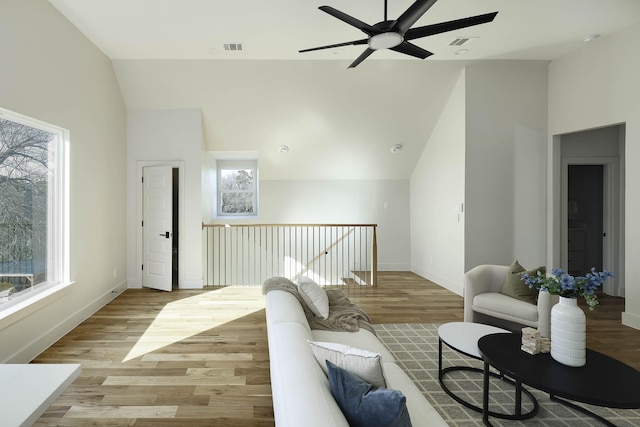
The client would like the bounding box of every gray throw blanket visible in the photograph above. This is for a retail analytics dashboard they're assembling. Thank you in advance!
[262,277,376,335]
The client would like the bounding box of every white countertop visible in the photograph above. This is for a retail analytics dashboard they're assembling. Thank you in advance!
[0,363,81,427]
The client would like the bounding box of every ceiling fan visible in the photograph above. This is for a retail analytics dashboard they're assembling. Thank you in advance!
[300,0,498,68]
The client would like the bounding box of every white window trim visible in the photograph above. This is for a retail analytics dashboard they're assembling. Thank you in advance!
[0,108,70,322]
[215,159,258,218]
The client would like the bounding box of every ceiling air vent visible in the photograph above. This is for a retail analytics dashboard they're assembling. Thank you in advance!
[224,43,244,51]
[448,37,477,47]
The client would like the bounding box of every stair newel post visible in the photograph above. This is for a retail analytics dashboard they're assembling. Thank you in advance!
[372,225,378,286]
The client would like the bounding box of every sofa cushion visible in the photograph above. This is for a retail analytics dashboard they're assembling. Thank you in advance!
[296,277,330,319]
[473,292,539,323]
[327,361,412,427]
[312,329,395,363]
[500,260,543,304]
[309,340,386,388]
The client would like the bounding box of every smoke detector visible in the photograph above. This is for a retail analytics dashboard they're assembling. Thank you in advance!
[390,144,403,153]
[583,34,600,43]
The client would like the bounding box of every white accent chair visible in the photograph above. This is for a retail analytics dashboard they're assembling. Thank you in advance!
[463,264,558,338]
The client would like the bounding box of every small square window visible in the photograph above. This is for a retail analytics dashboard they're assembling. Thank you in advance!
[216,160,257,217]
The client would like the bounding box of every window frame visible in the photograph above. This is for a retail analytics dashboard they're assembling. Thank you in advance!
[216,159,258,218]
[0,107,70,318]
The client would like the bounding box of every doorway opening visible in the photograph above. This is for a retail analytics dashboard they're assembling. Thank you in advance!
[567,165,603,276]
[172,167,179,289]
[558,124,624,297]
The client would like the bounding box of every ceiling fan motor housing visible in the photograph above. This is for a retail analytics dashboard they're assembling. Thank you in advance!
[369,32,404,50]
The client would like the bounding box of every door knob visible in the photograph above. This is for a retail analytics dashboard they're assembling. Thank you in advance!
[159,232,170,238]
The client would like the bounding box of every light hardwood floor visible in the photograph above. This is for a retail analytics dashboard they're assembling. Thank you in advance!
[33,272,640,426]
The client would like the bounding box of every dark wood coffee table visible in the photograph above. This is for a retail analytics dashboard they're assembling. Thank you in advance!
[478,333,640,426]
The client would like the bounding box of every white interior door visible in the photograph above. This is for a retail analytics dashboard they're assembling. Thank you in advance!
[143,166,173,291]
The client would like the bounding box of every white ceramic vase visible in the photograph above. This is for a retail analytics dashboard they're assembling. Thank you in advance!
[550,296,586,367]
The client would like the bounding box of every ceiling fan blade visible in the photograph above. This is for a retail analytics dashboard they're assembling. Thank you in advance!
[348,48,375,68]
[299,39,368,53]
[319,6,378,35]
[392,0,439,34]
[405,12,498,40]
[390,41,433,59]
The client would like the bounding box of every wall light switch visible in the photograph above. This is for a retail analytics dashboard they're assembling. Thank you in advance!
[450,203,463,214]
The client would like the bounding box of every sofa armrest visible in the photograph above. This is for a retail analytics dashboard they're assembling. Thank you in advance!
[464,265,509,322]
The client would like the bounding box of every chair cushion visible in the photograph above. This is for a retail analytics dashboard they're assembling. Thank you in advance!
[500,260,543,304]
[473,292,539,323]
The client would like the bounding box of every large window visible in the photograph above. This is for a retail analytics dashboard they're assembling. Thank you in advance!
[0,108,68,310]
[216,159,257,217]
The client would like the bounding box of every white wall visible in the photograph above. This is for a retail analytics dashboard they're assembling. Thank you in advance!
[410,70,466,294]
[548,22,640,329]
[112,59,464,181]
[261,179,410,271]
[127,109,203,289]
[464,61,549,272]
[114,60,459,278]
[411,60,549,296]
[0,0,127,362]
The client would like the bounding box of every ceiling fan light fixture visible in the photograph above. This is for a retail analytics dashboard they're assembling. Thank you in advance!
[368,32,404,50]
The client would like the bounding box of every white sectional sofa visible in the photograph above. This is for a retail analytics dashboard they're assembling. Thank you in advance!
[264,278,448,427]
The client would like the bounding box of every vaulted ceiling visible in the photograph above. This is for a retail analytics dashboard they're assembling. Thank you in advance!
[49,0,640,61]
[48,0,640,180]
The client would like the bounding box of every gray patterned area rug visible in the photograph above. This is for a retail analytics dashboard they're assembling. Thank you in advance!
[374,323,640,427]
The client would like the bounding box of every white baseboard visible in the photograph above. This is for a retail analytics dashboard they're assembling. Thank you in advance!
[411,265,463,296]
[622,311,640,331]
[5,280,127,363]
[377,263,411,271]
[127,278,202,289]
[180,278,203,289]
[127,278,142,289]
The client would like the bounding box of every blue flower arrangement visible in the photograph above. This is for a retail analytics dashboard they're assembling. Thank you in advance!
[521,267,615,310]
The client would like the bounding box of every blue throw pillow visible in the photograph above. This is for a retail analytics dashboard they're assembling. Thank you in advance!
[326,360,412,427]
